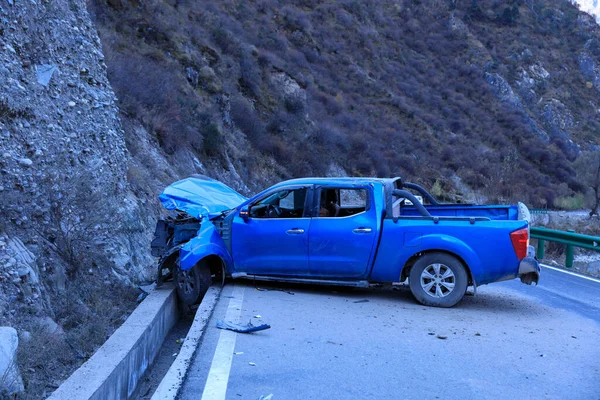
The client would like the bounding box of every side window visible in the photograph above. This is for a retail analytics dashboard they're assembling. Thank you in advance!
[250,188,307,219]
[340,189,367,208]
[318,188,368,217]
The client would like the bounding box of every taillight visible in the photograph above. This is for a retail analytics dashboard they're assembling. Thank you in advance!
[510,228,529,260]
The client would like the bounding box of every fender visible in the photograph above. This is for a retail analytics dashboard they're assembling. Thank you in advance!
[179,222,234,272]
[402,234,484,284]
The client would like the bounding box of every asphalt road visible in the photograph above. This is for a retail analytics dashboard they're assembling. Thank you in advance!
[179,267,600,400]
[499,264,600,322]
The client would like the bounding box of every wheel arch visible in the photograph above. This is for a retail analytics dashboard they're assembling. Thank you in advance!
[197,254,226,284]
[400,249,474,286]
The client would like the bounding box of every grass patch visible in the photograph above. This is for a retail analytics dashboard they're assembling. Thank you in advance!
[553,194,586,210]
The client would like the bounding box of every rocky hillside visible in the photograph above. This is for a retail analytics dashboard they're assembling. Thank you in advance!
[89,0,600,208]
[0,1,149,396]
[1,0,600,397]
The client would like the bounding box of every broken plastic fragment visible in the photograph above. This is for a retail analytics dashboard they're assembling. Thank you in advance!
[249,362,256,366]
[216,319,271,333]
[234,351,244,355]
[256,287,295,295]
[254,315,262,318]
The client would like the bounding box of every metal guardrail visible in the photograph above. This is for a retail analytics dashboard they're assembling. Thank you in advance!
[529,208,549,215]
[531,227,600,268]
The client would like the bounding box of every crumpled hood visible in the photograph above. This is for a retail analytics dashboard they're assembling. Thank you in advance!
[158,176,247,219]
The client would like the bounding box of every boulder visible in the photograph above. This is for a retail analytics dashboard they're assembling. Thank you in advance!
[542,99,574,133]
[578,48,600,91]
[484,72,522,107]
[18,330,32,344]
[0,327,24,395]
[38,316,64,335]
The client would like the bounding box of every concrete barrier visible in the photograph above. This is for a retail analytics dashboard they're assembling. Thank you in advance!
[152,285,221,399]
[49,283,179,400]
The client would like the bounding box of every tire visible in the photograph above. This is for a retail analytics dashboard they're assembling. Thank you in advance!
[175,262,211,305]
[408,252,468,308]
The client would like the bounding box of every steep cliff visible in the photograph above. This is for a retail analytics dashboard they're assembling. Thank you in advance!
[0,1,150,395]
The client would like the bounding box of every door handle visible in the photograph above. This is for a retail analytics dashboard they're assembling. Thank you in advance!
[286,228,305,235]
[353,227,372,234]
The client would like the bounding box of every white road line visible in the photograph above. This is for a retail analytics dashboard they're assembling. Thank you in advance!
[201,285,245,400]
[541,264,600,284]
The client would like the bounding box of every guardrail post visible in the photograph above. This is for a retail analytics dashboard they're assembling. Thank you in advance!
[565,229,575,268]
[536,239,545,259]
[565,245,574,268]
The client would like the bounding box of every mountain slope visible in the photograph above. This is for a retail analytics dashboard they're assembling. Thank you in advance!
[89,0,600,207]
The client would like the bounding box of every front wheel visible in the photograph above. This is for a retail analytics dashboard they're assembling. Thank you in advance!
[175,262,211,305]
[409,252,468,308]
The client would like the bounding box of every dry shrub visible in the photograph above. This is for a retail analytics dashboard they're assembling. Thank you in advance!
[230,96,264,143]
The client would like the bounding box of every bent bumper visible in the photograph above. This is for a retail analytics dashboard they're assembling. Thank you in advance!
[518,256,540,285]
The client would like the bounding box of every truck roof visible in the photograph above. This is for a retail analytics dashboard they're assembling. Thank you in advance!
[271,177,401,188]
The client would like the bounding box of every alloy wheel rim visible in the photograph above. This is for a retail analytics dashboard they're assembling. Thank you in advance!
[177,270,195,295]
[420,263,455,298]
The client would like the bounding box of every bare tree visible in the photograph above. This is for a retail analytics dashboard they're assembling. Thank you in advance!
[574,151,600,216]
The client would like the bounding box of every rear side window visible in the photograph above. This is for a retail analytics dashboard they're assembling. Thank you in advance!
[340,189,367,209]
[318,188,368,217]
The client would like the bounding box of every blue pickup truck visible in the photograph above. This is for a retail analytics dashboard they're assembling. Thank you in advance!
[151,176,540,307]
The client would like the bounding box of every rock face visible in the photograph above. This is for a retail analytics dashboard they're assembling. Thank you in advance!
[0,3,155,394]
[579,40,600,92]
[0,0,155,293]
[484,72,523,107]
[483,72,550,143]
[0,327,24,395]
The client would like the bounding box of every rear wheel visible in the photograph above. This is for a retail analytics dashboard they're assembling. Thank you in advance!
[409,252,468,307]
[175,262,211,305]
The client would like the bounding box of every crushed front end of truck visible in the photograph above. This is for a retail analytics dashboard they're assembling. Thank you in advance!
[150,176,246,288]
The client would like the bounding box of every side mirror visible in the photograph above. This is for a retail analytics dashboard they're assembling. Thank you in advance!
[240,206,250,221]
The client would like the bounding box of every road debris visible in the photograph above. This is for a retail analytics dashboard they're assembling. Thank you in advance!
[216,319,271,333]
[258,394,273,400]
[428,332,435,335]
[475,333,481,336]
[353,299,369,303]
[234,351,244,355]
[254,315,262,318]
[255,287,295,295]
[249,362,256,366]
[436,335,448,340]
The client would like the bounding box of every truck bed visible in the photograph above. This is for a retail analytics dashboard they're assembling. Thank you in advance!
[398,204,518,220]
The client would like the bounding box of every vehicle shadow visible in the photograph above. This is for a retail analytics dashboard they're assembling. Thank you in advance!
[228,279,545,316]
